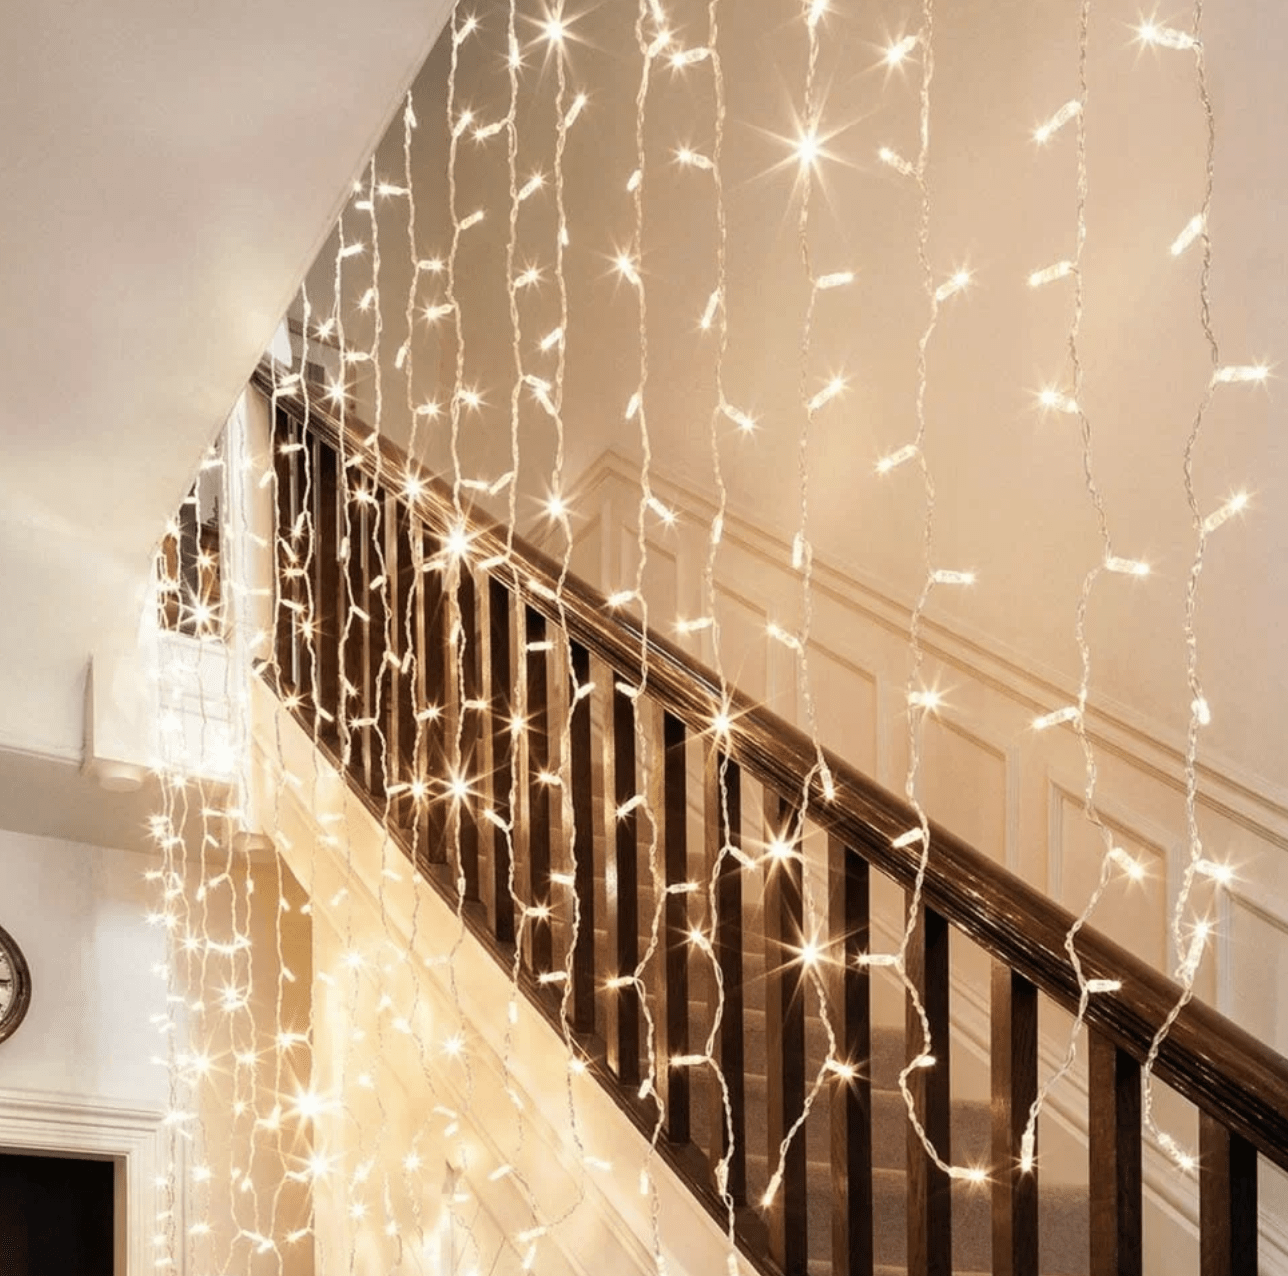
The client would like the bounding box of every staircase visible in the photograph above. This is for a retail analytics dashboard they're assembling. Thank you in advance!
[254,361,1288,1276]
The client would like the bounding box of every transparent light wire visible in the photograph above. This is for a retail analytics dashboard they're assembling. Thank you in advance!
[881,0,986,1179]
[1017,0,1140,1168]
[684,0,744,1259]
[622,6,674,1268]
[760,0,846,1216]
[1142,0,1229,1171]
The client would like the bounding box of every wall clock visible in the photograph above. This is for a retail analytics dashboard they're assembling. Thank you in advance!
[0,922,31,1044]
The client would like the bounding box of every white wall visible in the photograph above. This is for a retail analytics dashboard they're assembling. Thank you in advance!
[0,828,167,1107]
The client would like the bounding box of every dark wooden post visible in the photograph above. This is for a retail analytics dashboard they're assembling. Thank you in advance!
[763,792,807,1276]
[1088,1031,1143,1276]
[906,901,952,1276]
[488,577,515,946]
[613,683,641,1088]
[991,962,1038,1276]
[525,607,553,976]
[1199,1113,1258,1276]
[569,641,596,1036]
[708,753,746,1205]
[829,837,872,1276]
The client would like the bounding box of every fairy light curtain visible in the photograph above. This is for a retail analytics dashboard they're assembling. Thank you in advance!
[147,0,1273,1271]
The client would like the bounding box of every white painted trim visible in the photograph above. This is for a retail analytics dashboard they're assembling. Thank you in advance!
[0,1088,168,1276]
[564,450,1288,845]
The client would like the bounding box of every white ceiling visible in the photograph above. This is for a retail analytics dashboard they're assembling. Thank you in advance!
[0,0,453,763]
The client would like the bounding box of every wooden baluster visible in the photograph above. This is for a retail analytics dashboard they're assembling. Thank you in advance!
[708,753,745,1204]
[525,607,553,976]
[339,471,366,791]
[829,837,872,1276]
[613,683,640,1088]
[389,503,417,833]
[365,488,388,804]
[662,711,690,1143]
[456,567,480,902]
[569,641,596,1036]
[312,434,341,750]
[1199,1114,1257,1276]
[419,531,448,866]
[488,578,515,946]
[287,428,315,710]
[991,963,1038,1276]
[179,491,202,638]
[763,792,807,1276]
[1088,1031,1142,1276]
[906,901,952,1276]
[270,421,296,675]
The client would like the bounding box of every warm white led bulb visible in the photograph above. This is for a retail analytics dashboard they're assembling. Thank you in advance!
[1028,260,1074,288]
[1171,213,1205,256]
[884,33,919,65]
[1201,491,1249,535]
[1033,100,1080,145]
[1211,364,1269,385]
[878,146,915,177]
[1137,21,1197,49]
[935,270,972,302]
[1032,705,1080,730]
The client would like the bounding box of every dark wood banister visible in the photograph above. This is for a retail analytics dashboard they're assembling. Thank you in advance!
[256,361,1288,1178]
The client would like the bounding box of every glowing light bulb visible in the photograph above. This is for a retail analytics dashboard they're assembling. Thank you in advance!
[767,838,794,861]
[816,270,854,290]
[1195,858,1235,887]
[699,290,721,329]
[445,523,471,561]
[563,93,588,128]
[1033,100,1080,145]
[807,376,845,412]
[712,710,732,736]
[454,14,478,44]
[798,938,823,967]
[676,147,713,171]
[1032,705,1080,731]
[1086,978,1123,994]
[1039,387,1080,415]
[935,270,971,302]
[1201,491,1249,535]
[647,494,677,524]
[878,146,916,177]
[543,17,566,42]
[670,46,711,68]
[1137,21,1197,49]
[949,1165,989,1184]
[1020,1129,1036,1172]
[721,402,757,432]
[1211,364,1269,385]
[891,828,926,849]
[1028,260,1075,288]
[1109,847,1147,882]
[1104,555,1151,577]
[877,443,919,475]
[885,33,919,65]
[795,128,821,168]
[907,689,942,711]
[615,253,642,286]
[807,0,828,27]
[1171,213,1205,256]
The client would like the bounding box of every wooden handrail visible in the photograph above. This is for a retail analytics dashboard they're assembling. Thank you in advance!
[256,362,1288,1178]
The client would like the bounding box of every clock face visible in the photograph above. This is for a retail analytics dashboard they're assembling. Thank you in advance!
[0,924,31,1044]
